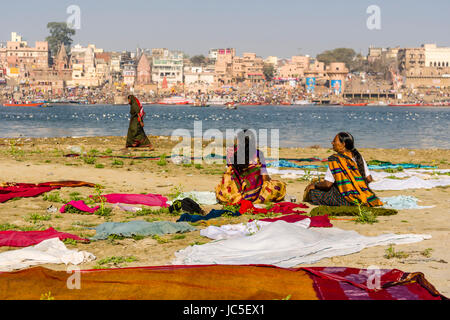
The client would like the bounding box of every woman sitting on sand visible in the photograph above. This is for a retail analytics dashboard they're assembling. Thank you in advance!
[304,132,383,207]
[216,130,286,204]
[125,95,153,149]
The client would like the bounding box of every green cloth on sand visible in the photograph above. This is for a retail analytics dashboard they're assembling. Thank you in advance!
[90,220,196,240]
[310,206,398,217]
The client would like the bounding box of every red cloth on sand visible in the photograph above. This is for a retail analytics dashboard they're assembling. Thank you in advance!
[250,214,333,228]
[0,227,89,247]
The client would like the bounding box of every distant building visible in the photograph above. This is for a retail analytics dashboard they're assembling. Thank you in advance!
[151,49,184,87]
[136,53,151,85]
[69,44,107,87]
[123,62,136,87]
[398,44,450,88]
[208,48,235,62]
[5,37,49,79]
[264,56,278,66]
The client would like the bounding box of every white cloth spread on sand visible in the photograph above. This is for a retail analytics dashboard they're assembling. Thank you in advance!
[380,195,435,210]
[371,176,450,191]
[168,191,218,205]
[0,238,96,272]
[200,219,311,240]
[173,221,431,268]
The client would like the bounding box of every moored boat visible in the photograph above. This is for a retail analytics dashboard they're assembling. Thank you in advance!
[3,102,45,107]
[157,96,193,105]
[388,103,422,107]
[341,103,368,106]
[292,100,314,105]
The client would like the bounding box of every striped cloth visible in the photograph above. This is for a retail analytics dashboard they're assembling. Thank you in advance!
[328,153,383,207]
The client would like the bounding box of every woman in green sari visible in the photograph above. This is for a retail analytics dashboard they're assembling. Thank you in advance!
[125,95,153,149]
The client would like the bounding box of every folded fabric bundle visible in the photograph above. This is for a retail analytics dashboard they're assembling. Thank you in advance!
[170,191,218,205]
[380,196,435,210]
[174,221,430,267]
[60,200,100,214]
[250,214,332,228]
[177,209,240,223]
[370,176,450,190]
[89,220,196,240]
[169,198,203,214]
[238,199,308,215]
[0,265,444,300]
[0,238,95,272]
[0,227,89,247]
[99,193,169,207]
[0,181,96,203]
[309,206,397,217]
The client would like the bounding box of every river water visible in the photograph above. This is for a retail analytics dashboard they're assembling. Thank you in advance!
[1,104,449,149]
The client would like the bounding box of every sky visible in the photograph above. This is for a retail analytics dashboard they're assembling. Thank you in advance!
[1,0,449,58]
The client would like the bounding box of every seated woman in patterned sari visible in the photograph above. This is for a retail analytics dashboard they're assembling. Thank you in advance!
[216,130,286,204]
[304,132,383,207]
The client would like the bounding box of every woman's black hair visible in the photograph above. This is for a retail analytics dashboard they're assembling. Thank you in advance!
[232,129,257,174]
[337,132,366,179]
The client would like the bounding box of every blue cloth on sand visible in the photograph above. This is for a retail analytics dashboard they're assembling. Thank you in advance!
[380,195,435,210]
[267,160,322,169]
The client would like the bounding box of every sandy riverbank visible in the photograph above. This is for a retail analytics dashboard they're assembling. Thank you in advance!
[0,136,449,297]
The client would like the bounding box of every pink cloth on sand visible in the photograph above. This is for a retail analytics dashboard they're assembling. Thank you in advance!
[98,193,169,208]
[249,214,333,228]
[60,200,100,214]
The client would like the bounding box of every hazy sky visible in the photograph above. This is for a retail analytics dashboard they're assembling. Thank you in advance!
[1,0,449,58]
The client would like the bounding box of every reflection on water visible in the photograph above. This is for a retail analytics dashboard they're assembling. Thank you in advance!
[0,105,449,149]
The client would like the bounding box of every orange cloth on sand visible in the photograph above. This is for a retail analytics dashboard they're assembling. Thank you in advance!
[0,265,318,300]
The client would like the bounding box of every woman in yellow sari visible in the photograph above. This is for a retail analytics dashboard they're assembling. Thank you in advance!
[304,132,383,207]
[216,130,286,205]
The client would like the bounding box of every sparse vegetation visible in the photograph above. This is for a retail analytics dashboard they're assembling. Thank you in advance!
[24,213,52,223]
[157,154,168,166]
[421,248,433,258]
[43,192,66,203]
[384,245,410,259]
[93,256,138,269]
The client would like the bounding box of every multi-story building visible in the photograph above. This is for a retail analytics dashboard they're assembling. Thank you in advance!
[5,32,49,80]
[123,62,136,87]
[242,52,265,84]
[278,55,310,79]
[151,49,184,87]
[398,44,450,88]
[184,65,215,87]
[208,48,235,62]
[423,44,450,68]
[69,44,106,87]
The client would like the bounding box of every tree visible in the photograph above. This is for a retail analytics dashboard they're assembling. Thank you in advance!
[190,55,207,66]
[46,22,76,58]
[263,63,275,81]
[316,48,356,69]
